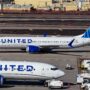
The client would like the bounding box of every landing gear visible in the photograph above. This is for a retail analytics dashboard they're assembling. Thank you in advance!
[40,48,52,53]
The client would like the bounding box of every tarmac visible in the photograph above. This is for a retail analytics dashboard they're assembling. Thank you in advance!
[0,13,90,90]
[0,46,90,90]
[0,14,90,19]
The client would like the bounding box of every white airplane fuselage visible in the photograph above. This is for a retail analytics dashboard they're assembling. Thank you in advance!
[0,36,89,48]
[0,27,90,53]
[0,61,65,80]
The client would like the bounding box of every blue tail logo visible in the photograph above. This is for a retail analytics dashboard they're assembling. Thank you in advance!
[82,27,90,38]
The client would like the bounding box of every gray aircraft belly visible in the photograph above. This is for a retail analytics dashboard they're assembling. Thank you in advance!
[1,73,50,80]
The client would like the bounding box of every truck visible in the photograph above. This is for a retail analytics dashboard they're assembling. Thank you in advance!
[48,79,63,89]
[81,60,90,70]
[77,73,90,90]
[81,79,90,90]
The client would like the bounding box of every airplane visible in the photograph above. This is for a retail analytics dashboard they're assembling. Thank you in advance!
[0,27,90,53]
[0,61,65,87]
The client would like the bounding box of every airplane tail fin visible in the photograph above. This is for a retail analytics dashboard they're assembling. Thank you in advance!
[82,27,90,38]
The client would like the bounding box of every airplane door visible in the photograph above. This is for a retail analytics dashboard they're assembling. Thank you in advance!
[76,38,85,47]
[41,68,48,76]
[41,68,45,75]
[41,67,52,77]
[81,38,88,46]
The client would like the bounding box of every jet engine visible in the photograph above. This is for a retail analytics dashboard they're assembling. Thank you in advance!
[26,45,40,53]
[0,75,4,86]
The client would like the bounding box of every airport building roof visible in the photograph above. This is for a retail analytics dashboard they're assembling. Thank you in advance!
[1,0,90,11]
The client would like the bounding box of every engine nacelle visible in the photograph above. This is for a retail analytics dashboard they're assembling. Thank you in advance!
[26,45,40,53]
[0,75,4,86]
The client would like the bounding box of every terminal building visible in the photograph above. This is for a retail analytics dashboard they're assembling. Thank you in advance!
[2,0,90,11]
[14,0,90,11]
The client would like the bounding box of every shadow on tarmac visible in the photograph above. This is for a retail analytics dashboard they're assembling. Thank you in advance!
[0,80,44,88]
[0,81,74,89]
[0,85,14,88]
[0,51,26,53]
[62,82,77,89]
[0,49,89,56]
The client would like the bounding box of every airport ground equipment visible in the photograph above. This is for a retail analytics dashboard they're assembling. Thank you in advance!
[48,79,63,89]
[81,79,90,90]
[77,57,90,90]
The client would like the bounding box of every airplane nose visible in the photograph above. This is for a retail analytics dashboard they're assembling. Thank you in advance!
[58,70,65,77]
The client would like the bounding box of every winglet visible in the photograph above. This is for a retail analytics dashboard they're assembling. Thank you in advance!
[82,27,90,38]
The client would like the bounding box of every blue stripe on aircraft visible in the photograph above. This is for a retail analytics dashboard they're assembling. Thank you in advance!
[68,39,75,48]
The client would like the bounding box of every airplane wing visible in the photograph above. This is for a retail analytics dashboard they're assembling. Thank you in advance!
[26,45,59,53]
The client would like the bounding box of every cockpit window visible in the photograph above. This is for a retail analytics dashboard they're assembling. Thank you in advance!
[87,62,90,63]
[51,67,58,70]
